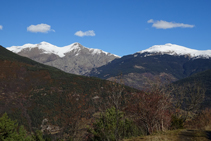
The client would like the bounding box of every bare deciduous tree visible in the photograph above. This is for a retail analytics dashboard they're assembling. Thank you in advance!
[126,90,172,135]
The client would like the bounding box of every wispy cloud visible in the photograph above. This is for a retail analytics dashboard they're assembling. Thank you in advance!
[0,25,2,30]
[74,30,95,37]
[27,23,55,33]
[147,19,195,29]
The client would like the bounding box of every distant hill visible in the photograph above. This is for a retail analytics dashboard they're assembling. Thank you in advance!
[173,69,211,108]
[7,42,119,75]
[0,45,137,137]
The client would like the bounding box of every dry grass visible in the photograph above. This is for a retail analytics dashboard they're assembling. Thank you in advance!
[123,129,211,141]
[123,130,181,141]
[205,125,211,131]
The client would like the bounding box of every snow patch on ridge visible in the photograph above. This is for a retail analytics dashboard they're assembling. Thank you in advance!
[138,43,211,58]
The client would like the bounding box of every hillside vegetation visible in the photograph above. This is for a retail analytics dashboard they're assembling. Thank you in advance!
[0,45,211,140]
[0,45,138,140]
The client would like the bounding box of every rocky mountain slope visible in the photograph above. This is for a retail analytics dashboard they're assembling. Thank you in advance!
[7,42,119,75]
[88,43,211,89]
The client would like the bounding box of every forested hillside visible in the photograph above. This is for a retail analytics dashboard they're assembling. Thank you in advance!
[1,45,211,140]
[0,45,138,140]
[89,52,211,90]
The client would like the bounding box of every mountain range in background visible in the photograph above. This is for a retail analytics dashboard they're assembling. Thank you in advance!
[6,42,211,90]
[7,42,119,75]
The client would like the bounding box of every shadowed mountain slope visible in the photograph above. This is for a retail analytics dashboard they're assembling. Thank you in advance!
[88,52,211,89]
[0,45,137,137]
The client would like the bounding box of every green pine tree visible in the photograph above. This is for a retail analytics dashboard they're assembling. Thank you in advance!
[0,113,33,141]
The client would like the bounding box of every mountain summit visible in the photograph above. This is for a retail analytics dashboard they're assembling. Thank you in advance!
[7,42,119,75]
[138,43,211,58]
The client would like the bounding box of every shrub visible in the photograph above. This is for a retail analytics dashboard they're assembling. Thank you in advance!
[170,115,184,130]
[88,107,142,141]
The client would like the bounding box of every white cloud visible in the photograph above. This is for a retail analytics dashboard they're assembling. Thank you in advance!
[148,19,195,29]
[74,30,95,37]
[0,25,2,30]
[147,19,154,23]
[27,23,55,33]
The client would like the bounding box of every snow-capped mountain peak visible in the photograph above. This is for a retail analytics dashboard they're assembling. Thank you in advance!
[138,43,211,58]
[6,42,120,75]
[7,42,120,58]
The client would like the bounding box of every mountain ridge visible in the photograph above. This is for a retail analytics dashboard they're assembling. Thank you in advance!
[7,41,120,58]
[7,42,211,59]
[6,42,119,75]
[6,42,211,89]
[137,43,211,59]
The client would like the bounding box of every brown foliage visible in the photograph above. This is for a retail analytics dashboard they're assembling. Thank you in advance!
[185,108,211,130]
[126,90,172,135]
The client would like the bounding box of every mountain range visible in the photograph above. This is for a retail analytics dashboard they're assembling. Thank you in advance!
[7,42,119,75]
[7,42,211,89]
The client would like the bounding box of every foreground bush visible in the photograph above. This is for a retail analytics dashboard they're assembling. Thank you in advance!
[170,115,184,130]
[88,107,142,141]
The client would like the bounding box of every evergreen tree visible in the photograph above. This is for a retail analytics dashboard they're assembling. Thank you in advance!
[0,113,33,141]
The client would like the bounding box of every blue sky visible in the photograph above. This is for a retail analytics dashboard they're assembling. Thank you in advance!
[1,0,211,56]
